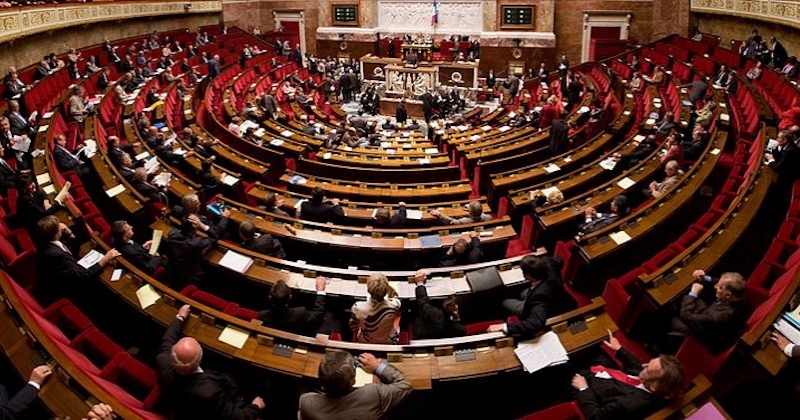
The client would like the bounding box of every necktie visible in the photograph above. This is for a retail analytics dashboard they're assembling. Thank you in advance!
[591,365,642,387]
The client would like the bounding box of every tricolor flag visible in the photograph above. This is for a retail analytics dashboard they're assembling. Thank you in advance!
[431,0,439,26]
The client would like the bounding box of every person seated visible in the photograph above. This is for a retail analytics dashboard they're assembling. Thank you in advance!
[170,193,230,240]
[299,351,411,420]
[579,195,630,236]
[299,187,345,224]
[683,126,708,161]
[7,99,34,137]
[713,64,730,87]
[242,101,263,121]
[647,160,684,199]
[239,221,285,259]
[766,130,800,179]
[36,216,120,305]
[440,232,484,267]
[654,111,676,135]
[0,145,17,198]
[0,365,52,419]
[183,127,217,160]
[781,56,799,79]
[260,191,290,216]
[164,217,215,287]
[131,167,166,202]
[374,202,406,227]
[724,72,738,96]
[412,270,465,339]
[660,135,685,166]
[258,278,334,336]
[430,200,491,225]
[571,331,686,419]
[665,270,749,353]
[228,116,243,136]
[117,152,136,182]
[613,134,657,169]
[488,254,578,339]
[349,274,401,344]
[643,66,666,84]
[16,174,67,229]
[746,60,763,80]
[111,220,165,275]
[694,95,716,128]
[155,304,265,418]
[52,133,89,177]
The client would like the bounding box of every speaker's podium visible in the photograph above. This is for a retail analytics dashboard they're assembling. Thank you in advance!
[378,65,437,118]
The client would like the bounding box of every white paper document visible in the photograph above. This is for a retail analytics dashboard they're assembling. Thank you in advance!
[105,184,126,197]
[544,163,561,173]
[616,177,636,190]
[405,210,423,220]
[135,284,161,309]
[599,157,617,171]
[218,325,249,349]
[609,231,632,245]
[221,174,239,186]
[149,230,163,256]
[77,249,104,269]
[514,331,569,373]
[354,366,374,387]
[499,267,526,286]
[218,250,254,274]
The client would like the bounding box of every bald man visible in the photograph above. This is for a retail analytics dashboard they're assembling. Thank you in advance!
[155,305,264,419]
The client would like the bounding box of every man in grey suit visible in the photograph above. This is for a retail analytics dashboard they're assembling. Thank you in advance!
[299,351,411,420]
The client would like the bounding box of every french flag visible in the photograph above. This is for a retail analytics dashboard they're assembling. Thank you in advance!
[431,0,438,26]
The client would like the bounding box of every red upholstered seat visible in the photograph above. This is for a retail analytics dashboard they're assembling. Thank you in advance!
[505,215,535,258]
[42,299,93,339]
[519,402,584,420]
[100,353,160,408]
[464,320,503,336]
[70,327,127,371]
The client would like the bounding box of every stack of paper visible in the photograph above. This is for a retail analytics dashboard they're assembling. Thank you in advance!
[544,163,561,173]
[77,249,104,269]
[616,177,635,190]
[218,250,254,274]
[221,174,239,186]
[609,231,632,245]
[136,284,161,309]
[599,157,617,171]
[514,331,569,373]
[405,210,423,220]
[280,130,293,138]
[218,325,249,349]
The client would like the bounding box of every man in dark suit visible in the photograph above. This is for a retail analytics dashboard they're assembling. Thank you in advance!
[507,73,520,98]
[549,113,569,154]
[207,54,220,79]
[130,168,165,202]
[373,202,407,227]
[299,187,345,224]
[614,135,657,169]
[669,270,749,354]
[766,130,800,180]
[655,112,676,135]
[488,254,578,339]
[36,216,120,305]
[413,270,465,339]
[0,145,17,197]
[111,220,165,275]
[239,221,285,259]
[164,218,215,287]
[395,100,408,124]
[170,193,231,240]
[97,68,110,91]
[257,278,331,336]
[53,134,89,177]
[681,76,709,105]
[7,100,33,137]
[156,304,265,419]
[571,331,686,420]
[440,232,484,267]
[1,365,52,420]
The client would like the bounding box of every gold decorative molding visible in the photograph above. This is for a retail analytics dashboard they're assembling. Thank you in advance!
[691,0,800,30]
[0,1,222,43]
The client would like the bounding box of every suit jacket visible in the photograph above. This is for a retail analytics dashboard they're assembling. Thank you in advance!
[68,95,87,122]
[300,201,345,224]
[17,191,61,228]
[242,234,286,259]
[395,104,407,124]
[257,294,326,336]
[549,119,569,154]
[506,260,578,339]
[37,239,103,305]
[164,229,213,285]
[131,178,162,202]
[116,240,163,275]
[577,348,664,420]
[653,174,682,198]
[413,285,465,339]
[769,142,800,179]
[298,363,412,420]
[208,59,220,78]
[0,383,39,420]
[53,145,82,173]
[0,159,16,196]
[580,213,621,235]
[678,291,749,354]
[440,237,484,267]
[8,112,30,137]
[375,205,406,227]
[155,319,261,420]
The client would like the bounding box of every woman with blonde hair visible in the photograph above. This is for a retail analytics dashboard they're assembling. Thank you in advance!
[349,273,401,344]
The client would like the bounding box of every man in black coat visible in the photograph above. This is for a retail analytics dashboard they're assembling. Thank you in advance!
[412,270,465,339]
[111,220,165,275]
[0,146,17,197]
[571,331,686,420]
[170,193,231,240]
[488,255,577,339]
[439,232,484,267]
[164,218,214,287]
[1,365,51,420]
[395,100,408,124]
[239,221,285,259]
[614,134,657,169]
[299,187,345,224]
[766,130,800,180]
[36,216,120,305]
[549,113,569,154]
[155,305,264,419]
[257,278,329,336]
[53,134,89,178]
[373,202,407,227]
